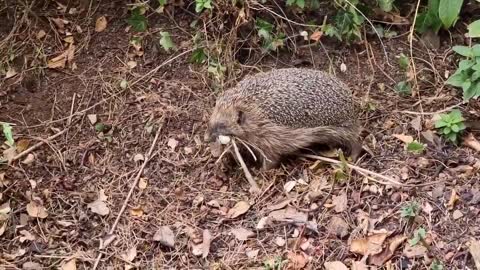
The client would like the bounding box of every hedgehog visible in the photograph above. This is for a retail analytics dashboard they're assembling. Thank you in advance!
[204,67,363,170]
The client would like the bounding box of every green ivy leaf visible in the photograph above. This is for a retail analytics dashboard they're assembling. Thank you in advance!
[159,31,176,52]
[127,7,147,32]
[438,0,463,29]
[2,123,14,146]
[467,19,480,38]
[452,46,473,57]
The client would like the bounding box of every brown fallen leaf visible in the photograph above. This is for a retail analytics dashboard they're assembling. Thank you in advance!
[36,30,46,39]
[230,227,255,241]
[87,200,109,216]
[19,230,36,242]
[324,261,348,270]
[153,226,175,248]
[266,198,292,211]
[226,201,250,219]
[202,229,212,258]
[445,188,459,210]
[310,30,322,41]
[138,178,148,189]
[287,251,308,270]
[22,261,42,270]
[332,192,348,213]
[5,68,17,79]
[468,238,480,270]
[392,134,414,144]
[403,244,427,258]
[16,139,30,152]
[268,207,308,224]
[350,233,389,256]
[167,138,179,151]
[327,216,349,238]
[95,16,107,32]
[22,153,35,165]
[351,261,368,270]
[0,222,6,237]
[47,44,75,69]
[245,248,259,259]
[129,206,143,217]
[61,259,76,270]
[369,235,407,266]
[122,246,137,264]
[26,201,48,219]
[463,133,480,152]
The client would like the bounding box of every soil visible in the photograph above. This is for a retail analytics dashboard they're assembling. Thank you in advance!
[1,1,479,270]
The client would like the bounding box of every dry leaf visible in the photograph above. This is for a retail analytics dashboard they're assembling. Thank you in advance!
[36,30,46,39]
[327,216,349,238]
[266,198,291,211]
[47,44,75,69]
[3,146,17,162]
[61,259,76,270]
[274,236,286,247]
[230,227,255,241]
[153,226,175,248]
[369,235,407,266]
[99,234,116,249]
[64,36,74,44]
[452,210,463,220]
[138,178,148,189]
[22,262,42,270]
[245,248,259,259]
[463,133,480,152]
[324,261,348,270]
[226,201,250,219]
[6,68,17,79]
[206,200,220,208]
[256,216,270,229]
[87,114,97,125]
[310,30,322,41]
[202,229,212,258]
[98,189,108,201]
[268,207,308,224]
[350,233,389,256]
[26,201,48,218]
[0,222,6,236]
[284,180,296,192]
[133,153,144,162]
[95,16,107,32]
[468,239,480,270]
[87,200,109,216]
[130,206,143,217]
[351,261,368,270]
[122,246,137,262]
[167,138,179,151]
[22,154,35,165]
[410,116,422,132]
[403,244,427,258]
[19,230,36,242]
[16,139,30,152]
[0,202,11,215]
[287,251,308,269]
[392,134,414,144]
[127,61,137,69]
[445,189,459,210]
[332,192,348,213]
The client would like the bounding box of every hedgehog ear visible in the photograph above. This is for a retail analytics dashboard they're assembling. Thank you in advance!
[237,110,246,125]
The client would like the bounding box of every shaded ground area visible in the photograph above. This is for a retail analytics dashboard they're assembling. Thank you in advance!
[1,1,479,269]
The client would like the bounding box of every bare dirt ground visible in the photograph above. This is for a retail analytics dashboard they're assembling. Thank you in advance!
[1,1,480,270]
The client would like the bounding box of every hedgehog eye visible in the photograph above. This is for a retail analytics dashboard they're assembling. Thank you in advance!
[237,110,245,125]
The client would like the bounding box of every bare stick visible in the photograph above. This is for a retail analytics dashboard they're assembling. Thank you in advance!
[408,0,422,95]
[301,154,441,188]
[232,139,260,193]
[92,122,163,269]
[12,128,70,162]
[395,101,465,115]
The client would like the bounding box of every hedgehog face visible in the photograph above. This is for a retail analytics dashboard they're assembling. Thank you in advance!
[204,104,248,143]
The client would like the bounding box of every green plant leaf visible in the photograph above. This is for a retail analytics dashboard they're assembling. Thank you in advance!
[464,82,480,100]
[409,227,426,246]
[159,31,176,52]
[467,19,480,38]
[398,53,409,71]
[158,0,167,6]
[438,0,463,29]
[190,48,207,64]
[415,0,442,34]
[296,0,305,9]
[2,123,14,146]
[458,59,475,71]
[472,44,480,57]
[452,46,473,57]
[286,0,296,5]
[127,7,147,32]
[472,63,480,72]
[443,126,451,134]
[407,141,425,154]
[446,73,468,87]
[434,120,448,128]
[395,81,412,95]
[378,0,394,12]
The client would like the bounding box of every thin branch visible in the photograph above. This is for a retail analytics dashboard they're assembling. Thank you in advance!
[232,139,261,193]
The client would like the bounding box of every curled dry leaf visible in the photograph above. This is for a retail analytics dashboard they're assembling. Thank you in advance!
[324,261,348,270]
[350,233,389,256]
[226,201,250,219]
[153,226,175,248]
[468,238,480,270]
[274,236,286,247]
[22,153,35,165]
[167,138,179,151]
[19,230,36,242]
[47,44,75,69]
[26,201,48,219]
[445,188,459,210]
[127,61,137,69]
[122,246,137,262]
[133,153,144,162]
[310,30,322,41]
[87,114,97,125]
[130,206,143,217]
[95,16,107,32]
[284,180,296,192]
[138,178,148,189]
[463,133,480,152]
[230,227,255,241]
[369,235,407,266]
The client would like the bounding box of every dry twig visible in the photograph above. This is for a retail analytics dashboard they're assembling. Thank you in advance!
[232,138,261,193]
